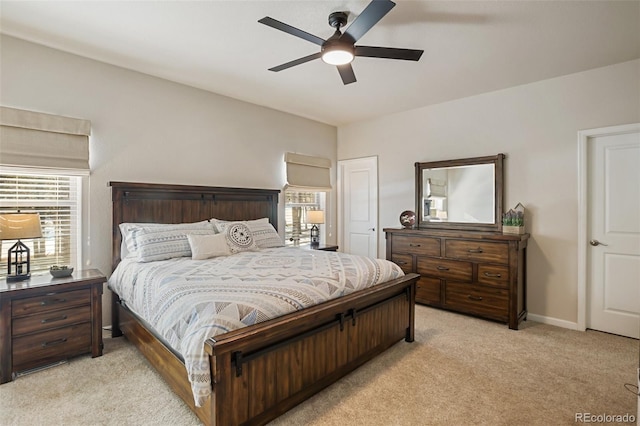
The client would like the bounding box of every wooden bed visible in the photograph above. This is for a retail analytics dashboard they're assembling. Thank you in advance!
[109,181,419,426]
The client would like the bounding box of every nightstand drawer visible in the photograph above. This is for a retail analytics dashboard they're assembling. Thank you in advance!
[12,322,92,372]
[12,289,90,317]
[12,305,91,336]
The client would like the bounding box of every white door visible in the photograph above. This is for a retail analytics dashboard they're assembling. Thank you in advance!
[338,157,378,258]
[587,127,640,338]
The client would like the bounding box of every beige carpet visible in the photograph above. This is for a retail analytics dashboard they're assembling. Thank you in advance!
[1,306,637,426]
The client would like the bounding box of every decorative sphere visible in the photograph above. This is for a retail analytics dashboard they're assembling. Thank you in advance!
[399,210,416,228]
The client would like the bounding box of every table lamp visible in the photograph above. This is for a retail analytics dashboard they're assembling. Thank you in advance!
[0,212,43,282]
[307,210,324,247]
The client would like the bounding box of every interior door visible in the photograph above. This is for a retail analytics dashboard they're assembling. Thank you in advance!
[338,157,378,258]
[587,128,640,338]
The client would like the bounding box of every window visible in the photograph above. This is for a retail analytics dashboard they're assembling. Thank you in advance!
[0,170,82,277]
[284,190,325,246]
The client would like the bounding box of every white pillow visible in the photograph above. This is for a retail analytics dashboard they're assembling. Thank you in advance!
[187,233,231,260]
[134,227,217,262]
[222,222,258,254]
[212,217,269,233]
[246,221,283,248]
[119,220,214,258]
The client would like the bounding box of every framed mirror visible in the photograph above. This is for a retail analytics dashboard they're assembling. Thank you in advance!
[415,154,504,231]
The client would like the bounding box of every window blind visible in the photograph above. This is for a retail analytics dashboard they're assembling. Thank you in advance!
[0,172,81,277]
[284,152,332,191]
[0,106,91,171]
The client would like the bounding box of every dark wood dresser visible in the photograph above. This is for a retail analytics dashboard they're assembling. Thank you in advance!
[0,269,104,383]
[384,228,529,329]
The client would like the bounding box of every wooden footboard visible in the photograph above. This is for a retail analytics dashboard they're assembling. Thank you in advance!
[113,273,418,426]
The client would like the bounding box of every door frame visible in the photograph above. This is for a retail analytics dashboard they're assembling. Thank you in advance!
[577,123,640,332]
[337,156,378,257]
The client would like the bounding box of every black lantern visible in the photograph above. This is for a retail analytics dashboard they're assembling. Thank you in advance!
[0,213,43,282]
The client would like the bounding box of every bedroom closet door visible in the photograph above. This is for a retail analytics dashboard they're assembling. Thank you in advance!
[338,157,378,258]
[585,124,640,339]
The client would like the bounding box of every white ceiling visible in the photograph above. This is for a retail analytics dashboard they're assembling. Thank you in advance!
[1,1,638,126]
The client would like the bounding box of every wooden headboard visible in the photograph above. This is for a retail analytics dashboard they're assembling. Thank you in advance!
[109,181,280,271]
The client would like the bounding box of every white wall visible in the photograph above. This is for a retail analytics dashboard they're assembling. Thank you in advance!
[0,35,337,324]
[338,59,640,326]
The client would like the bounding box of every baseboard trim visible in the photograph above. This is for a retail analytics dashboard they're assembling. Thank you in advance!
[527,313,580,331]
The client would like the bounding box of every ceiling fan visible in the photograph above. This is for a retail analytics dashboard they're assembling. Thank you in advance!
[258,0,423,85]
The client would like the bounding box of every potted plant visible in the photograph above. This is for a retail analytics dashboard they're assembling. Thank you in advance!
[502,203,525,235]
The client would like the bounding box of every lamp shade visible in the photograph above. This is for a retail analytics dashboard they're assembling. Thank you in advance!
[307,210,325,225]
[0,213,43,240]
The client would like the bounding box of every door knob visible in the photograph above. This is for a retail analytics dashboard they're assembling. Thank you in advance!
[589,239,608,246]
[368,227,375,231]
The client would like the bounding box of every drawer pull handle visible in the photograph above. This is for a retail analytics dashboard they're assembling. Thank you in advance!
[468,248,484,253]
[41,298,67,306]
[396,261,408,265]
[436,266,449,271]
[41,338,68,348]
[41,315,68,324]
[468,295,483,301]
[483,272,502,278]
[409,244,421,247]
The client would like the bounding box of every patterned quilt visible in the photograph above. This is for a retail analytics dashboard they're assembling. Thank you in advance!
[108,247,404,406]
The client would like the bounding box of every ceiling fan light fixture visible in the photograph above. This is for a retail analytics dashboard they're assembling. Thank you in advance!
[321,48,354,65]
[259,1,423,84]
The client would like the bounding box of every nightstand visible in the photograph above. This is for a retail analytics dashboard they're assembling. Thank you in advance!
[0,269,105,383]
[304,244,339,252]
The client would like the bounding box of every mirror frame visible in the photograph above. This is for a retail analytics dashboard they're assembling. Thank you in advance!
[415,153,505,232]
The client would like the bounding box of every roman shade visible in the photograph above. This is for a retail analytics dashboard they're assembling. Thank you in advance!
[284,152,332,191]
[0,106,91,171]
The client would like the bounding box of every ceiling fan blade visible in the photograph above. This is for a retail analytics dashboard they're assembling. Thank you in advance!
[337,64,357,85]
[268,52,322,72]
[355,46,423,61]
[341,0,395,44]
[258,17,325,46]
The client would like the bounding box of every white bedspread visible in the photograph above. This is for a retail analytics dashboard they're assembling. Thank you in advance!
[108,247,404,406]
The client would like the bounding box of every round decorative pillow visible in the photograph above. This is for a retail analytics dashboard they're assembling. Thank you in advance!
[225,222,256,253]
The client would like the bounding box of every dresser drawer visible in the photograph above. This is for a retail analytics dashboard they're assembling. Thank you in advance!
[12,289,90,317]
[416,276,441,305]
[445,240,509,264]
[392,235,440,256]
[12,305,91,336]
[444,282,508,321]
[12,322,92,372]
[391,253,413,274]
[417,257,472,282]
[477,264,510,288]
